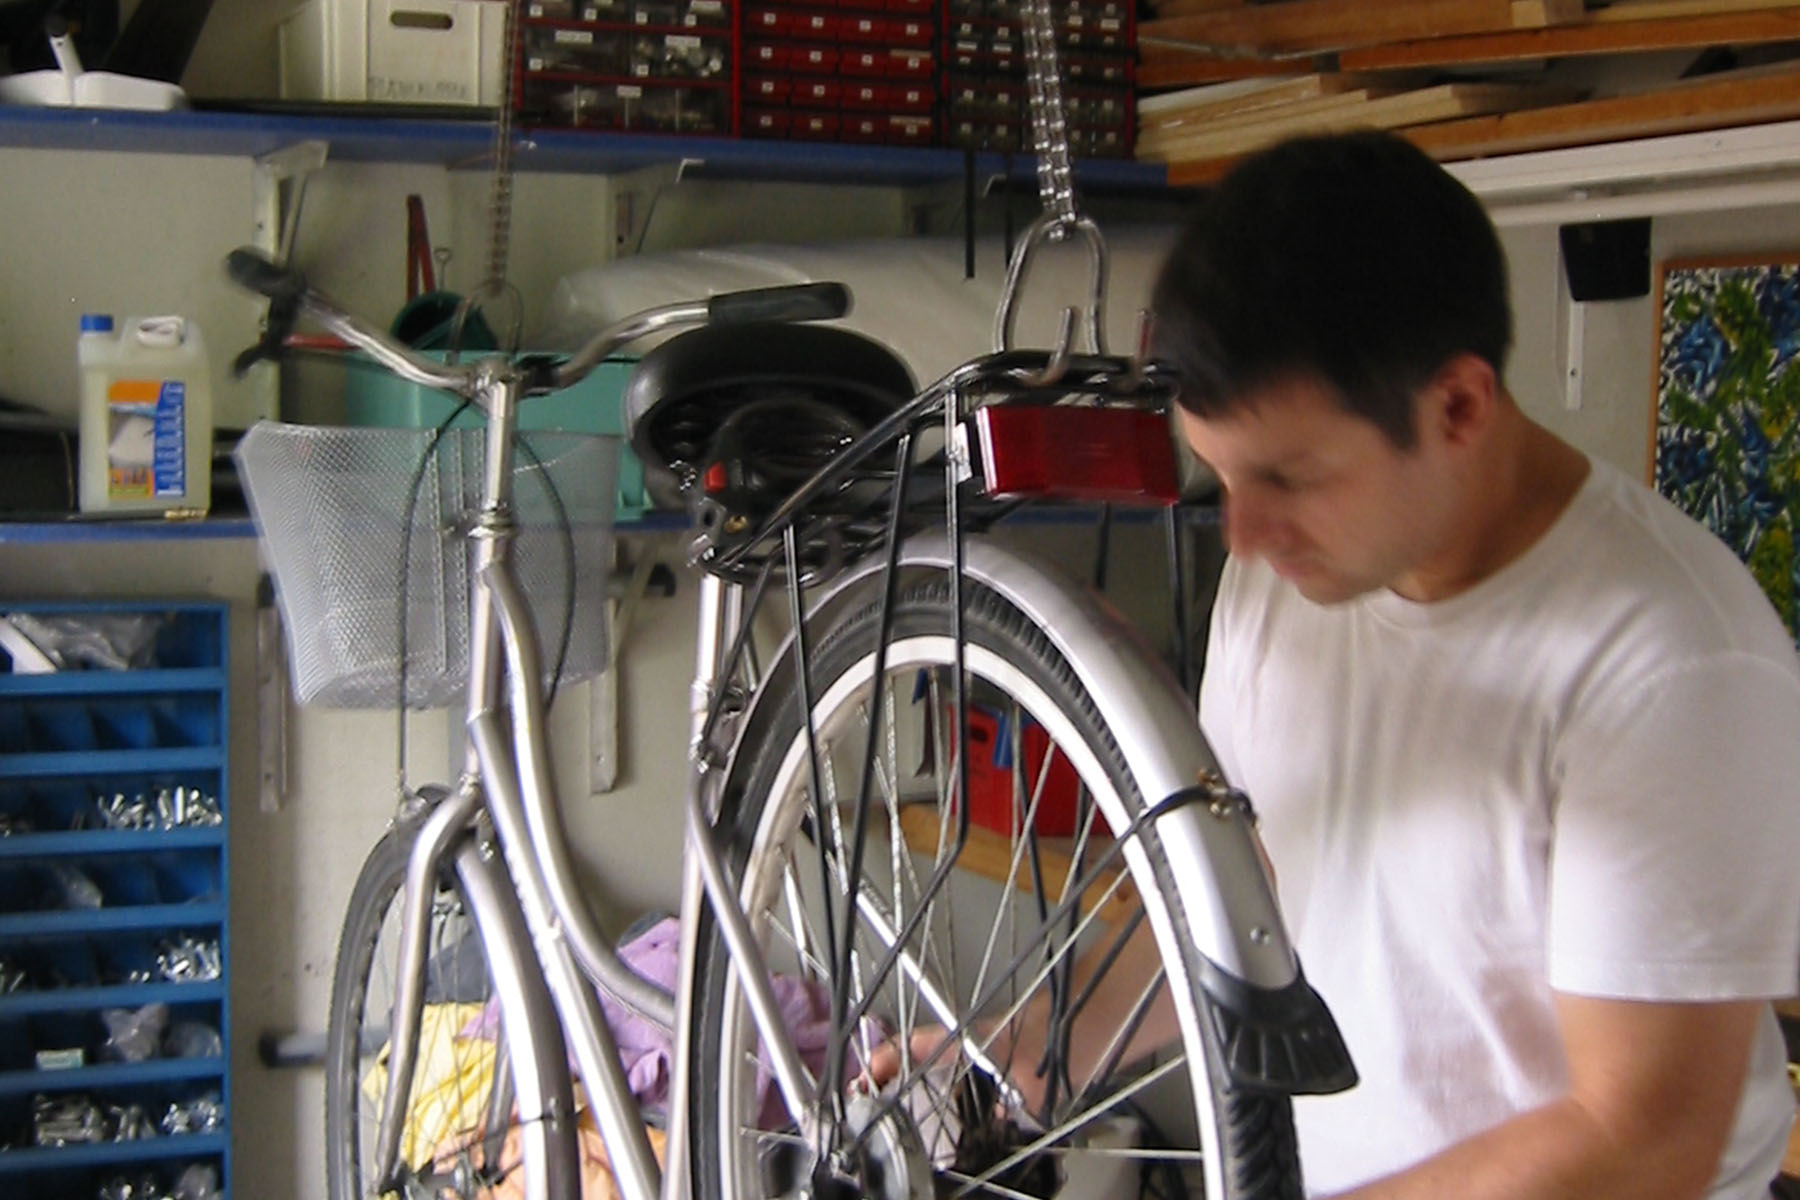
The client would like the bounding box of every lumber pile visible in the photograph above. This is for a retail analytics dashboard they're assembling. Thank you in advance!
[1134,0,1800,184]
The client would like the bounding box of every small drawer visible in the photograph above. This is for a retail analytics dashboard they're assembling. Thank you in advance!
[744,40,791,70]
[839,13,933,44]
[1070,123,1132,158]
[789,110,842,139]
[839,113,886,143]
[786,43,840,73]
[629,33,729,79]
[1063,51,1132,85]
[744,74,793,103]
[525,80,730,132]
[789,77,842,107]
[633,0,729,25]
[1064,87,1130,127]
[525,25,630,74]
[946,117,1022,152]
[744,107,795,137]
[744,6,839,39]
[886,113,934,145]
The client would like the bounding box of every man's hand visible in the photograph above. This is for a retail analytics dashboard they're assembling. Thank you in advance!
[858,912,1180,1121]
[859,1018,1053,1117]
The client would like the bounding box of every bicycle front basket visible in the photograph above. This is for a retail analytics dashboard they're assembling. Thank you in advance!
[235,422,619,708]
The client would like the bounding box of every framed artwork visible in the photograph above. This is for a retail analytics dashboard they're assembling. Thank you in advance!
[1651,254,1800,648]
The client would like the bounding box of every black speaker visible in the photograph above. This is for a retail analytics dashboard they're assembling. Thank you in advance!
[1559,217,1652,303]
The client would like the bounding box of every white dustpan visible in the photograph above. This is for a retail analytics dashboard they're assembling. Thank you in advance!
[0,15,187,111]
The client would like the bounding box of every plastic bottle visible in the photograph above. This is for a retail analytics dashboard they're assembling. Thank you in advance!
[78,314,212,517]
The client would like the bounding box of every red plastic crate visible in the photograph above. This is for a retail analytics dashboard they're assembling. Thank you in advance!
[954,704,1083,838]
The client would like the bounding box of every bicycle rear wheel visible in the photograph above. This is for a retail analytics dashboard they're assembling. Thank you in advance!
[690,578,1302,1200]
[325,808,579,1200]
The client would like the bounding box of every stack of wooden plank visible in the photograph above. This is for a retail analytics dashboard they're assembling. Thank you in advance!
[1136,0,1800,184]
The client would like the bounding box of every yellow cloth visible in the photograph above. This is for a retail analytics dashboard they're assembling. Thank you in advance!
[359,1002,493,1170]
[364,1003,670,1198]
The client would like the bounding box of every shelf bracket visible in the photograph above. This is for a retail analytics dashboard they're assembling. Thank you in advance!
[251,140,329,266]
[588,551,668,796]
[256,574,290,813]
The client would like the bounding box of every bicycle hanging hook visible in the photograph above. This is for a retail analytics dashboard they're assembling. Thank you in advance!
[990,0,1111,383]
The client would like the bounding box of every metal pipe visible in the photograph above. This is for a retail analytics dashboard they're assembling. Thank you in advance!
[373,784,482,1188]
[685,784,819,1124]
[481,562,677,1030]
[468,712,664,1200]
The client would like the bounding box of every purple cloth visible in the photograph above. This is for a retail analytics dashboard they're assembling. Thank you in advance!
[464,916,871,1125]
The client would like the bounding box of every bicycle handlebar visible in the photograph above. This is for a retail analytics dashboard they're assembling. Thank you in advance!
[707,282,849,325]
[224,245,854,403]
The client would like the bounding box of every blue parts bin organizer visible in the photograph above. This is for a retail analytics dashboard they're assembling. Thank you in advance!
[0,601,231,1200]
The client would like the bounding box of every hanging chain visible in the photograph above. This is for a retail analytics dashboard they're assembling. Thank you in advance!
[992,0,1110,363]
[486,0,522,288]
[1021,0,1078,231]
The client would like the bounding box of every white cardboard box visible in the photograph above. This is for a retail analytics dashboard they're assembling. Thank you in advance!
[279,0,508,106]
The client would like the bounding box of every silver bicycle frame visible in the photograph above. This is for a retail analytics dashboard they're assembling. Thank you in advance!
[344,308,1308,1200]
[360,343,827,1200]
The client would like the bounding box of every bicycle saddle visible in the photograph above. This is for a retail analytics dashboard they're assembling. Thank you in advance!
[624,321,915,511]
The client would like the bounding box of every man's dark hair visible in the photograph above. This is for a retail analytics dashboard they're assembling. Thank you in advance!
[1150,131,1512,448]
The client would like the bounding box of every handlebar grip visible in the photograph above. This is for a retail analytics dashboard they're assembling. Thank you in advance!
[707,282,851,325]
[226,247,307,302]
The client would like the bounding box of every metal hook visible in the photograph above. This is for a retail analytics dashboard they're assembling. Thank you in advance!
[1120,310,1154,393]
[993,212,1111,365]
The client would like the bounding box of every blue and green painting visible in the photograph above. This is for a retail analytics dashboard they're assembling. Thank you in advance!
[1654,259,1800,648]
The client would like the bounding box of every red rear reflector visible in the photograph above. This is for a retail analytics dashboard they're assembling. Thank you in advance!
[973,404,1179,506]
[703,460,728,494]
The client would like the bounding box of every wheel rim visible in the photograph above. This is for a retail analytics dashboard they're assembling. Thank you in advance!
[713,632,1218,1200]
[340,871,515,1200]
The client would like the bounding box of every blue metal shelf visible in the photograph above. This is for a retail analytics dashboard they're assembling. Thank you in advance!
[0,902,225,938]
[0,518,257,544]
[0,747,225,780]
[0,1056,225,1097]
[0,981,226,1017]
[0,1131,227,1172]
[0,829,224,859]
[0,104,1173,191]
[0,668,227,697]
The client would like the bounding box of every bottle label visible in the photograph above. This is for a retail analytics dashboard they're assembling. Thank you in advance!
[106,379,187,500]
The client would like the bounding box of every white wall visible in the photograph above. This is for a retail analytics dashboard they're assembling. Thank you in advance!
[1501,203,1800,481]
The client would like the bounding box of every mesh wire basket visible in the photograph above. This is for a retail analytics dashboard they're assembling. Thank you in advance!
[236,423,619,709]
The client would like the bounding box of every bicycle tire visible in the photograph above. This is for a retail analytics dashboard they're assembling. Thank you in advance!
[325,810,580,1200]
[690,579,1303,1200]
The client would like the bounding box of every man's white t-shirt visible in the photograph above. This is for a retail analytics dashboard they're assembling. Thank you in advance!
[1198,457,1800,1197]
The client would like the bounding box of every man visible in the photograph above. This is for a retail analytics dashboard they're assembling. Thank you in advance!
[1152,129,1800,1198]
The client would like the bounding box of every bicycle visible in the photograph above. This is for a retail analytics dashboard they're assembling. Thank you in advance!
[228,231,1355,1200]
[229,12,1352,1200]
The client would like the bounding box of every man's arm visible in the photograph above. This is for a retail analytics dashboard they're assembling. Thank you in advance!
[1328,993,1765,1200]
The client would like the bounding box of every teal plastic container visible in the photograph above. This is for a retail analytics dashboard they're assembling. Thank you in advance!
[342,354,649,521]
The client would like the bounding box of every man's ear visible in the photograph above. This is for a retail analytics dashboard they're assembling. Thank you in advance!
[1419,353,1500,449]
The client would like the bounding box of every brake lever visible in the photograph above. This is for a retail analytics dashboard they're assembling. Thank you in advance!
[232,292,302,378]
[226,247,310,378]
